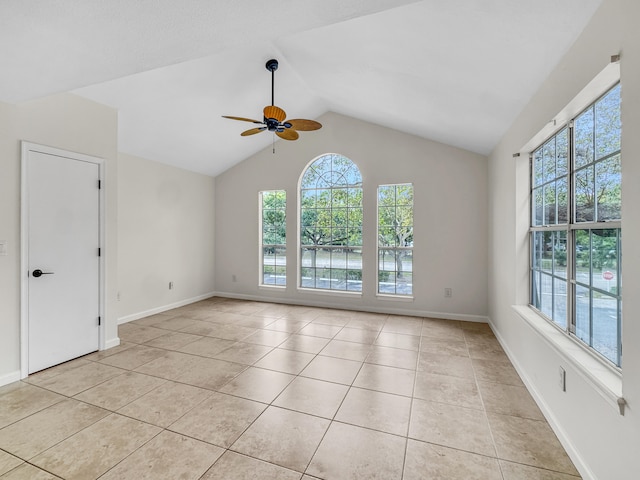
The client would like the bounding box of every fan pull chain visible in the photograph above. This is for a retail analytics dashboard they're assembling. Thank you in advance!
[273,134,275,154]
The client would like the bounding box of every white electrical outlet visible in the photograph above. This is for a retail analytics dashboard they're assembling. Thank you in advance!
[444,288,452,298]
[559,366,566,391]
[232,274,237,282]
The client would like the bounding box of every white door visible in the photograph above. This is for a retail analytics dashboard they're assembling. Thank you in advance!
[25,148,101,374]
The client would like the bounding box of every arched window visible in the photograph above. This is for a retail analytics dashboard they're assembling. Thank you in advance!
[300,154,363,292]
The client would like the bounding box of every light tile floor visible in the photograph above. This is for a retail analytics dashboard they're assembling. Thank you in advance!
[0,297,581,479]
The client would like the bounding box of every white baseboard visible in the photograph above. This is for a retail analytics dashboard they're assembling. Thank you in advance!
[213,290,488,323]
[117,292,217,324]
[104,337,121,350]
[0,370,21,388]
[488,318,595,480]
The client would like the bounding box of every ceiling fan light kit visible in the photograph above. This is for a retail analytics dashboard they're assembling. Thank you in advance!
[223,59,322,143]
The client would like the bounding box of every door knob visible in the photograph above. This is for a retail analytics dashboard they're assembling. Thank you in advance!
[32,269,54,278]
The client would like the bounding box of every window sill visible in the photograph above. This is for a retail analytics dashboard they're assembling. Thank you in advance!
[259,284,286,291]
[511,305,625,415]
[376,294,414,302]
[297,287,362,298]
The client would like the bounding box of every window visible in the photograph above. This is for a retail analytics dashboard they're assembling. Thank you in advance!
[300,154,363,292]
[530,83,621,367]
[531,128,569,328]
[260,190,286,286]
[378,184,414,295]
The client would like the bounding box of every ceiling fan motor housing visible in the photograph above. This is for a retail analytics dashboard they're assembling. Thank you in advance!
[265,117,282,131]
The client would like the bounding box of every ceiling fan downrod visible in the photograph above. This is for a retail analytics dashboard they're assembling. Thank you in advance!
[265,59,278,107]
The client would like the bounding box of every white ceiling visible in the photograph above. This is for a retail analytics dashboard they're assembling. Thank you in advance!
[1,0,603,176]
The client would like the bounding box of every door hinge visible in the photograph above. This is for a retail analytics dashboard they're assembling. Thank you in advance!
[98,180,102,189]
[98,247,101,257]
[98,316,101,326]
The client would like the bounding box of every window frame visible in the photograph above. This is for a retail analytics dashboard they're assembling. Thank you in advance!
[377,183,414,297]
[529,82,622,369]
[259,189,287,288]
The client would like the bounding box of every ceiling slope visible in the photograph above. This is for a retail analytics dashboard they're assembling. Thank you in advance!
[0,0,420,103]
[2,0,603,176]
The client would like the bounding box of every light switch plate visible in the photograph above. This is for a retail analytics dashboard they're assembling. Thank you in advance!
[0,240,7,256]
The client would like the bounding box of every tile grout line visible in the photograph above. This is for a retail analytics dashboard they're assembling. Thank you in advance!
[400,324,424,480]
[464,327,506,480]
[297,320,371,478]
[221,315,347,478]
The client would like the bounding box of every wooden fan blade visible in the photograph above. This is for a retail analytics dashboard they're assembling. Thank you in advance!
[222,115,264,124]
[287,119,322,131]
[241,127,267,136]
[264,105,286,122]
[276,129,299,141]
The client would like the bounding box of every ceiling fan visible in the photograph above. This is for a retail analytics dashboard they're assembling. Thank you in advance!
[222,59,322,141]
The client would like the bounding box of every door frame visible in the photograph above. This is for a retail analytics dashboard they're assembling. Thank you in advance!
[20,141,106,378]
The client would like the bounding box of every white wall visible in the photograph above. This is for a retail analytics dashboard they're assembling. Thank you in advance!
[488,0,640,478]
[117,153,216,322]
[215,112,488,320]
[0,93,118,386]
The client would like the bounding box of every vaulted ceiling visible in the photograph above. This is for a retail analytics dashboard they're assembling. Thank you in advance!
[1,0,603,176]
